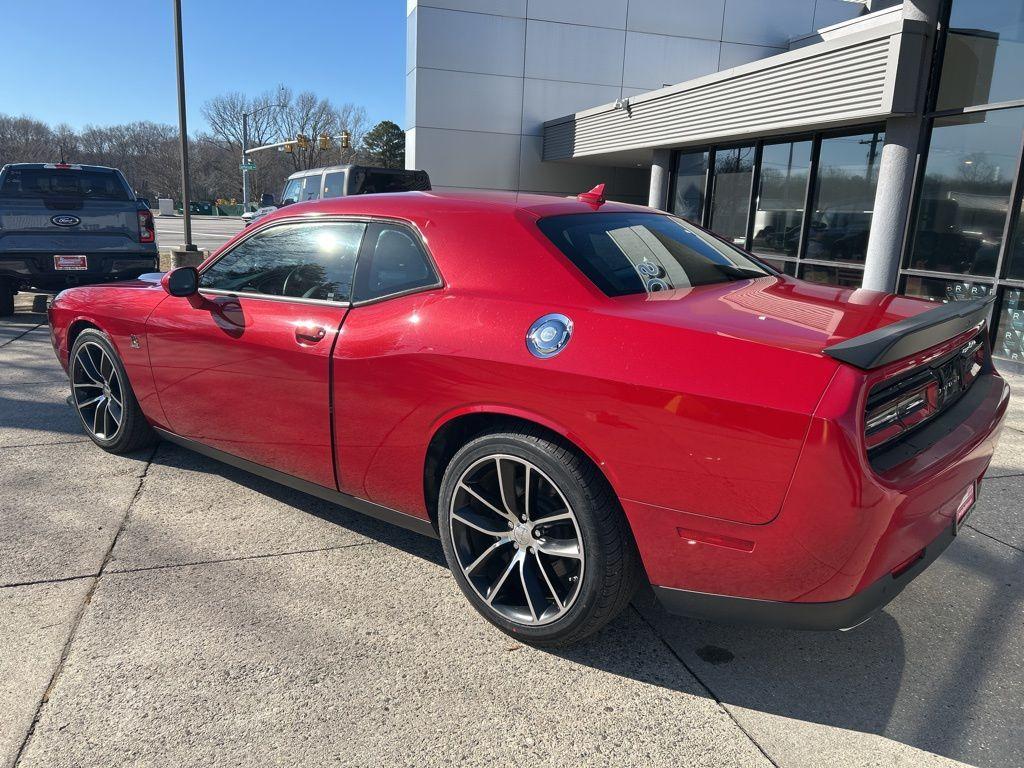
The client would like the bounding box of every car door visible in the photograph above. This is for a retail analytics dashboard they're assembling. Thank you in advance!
[146,218,365,488]
[331,221,444,507]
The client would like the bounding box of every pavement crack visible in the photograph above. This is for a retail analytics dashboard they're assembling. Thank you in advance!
[103,539,376,577]
[0,572,98,590]
[632,605,781,768]
[11,443,157,767]
[3,439,92,450]
[964,524,1024,553]
[0,322,45,349]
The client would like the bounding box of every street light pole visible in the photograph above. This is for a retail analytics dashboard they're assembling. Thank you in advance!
[172,0,196,251]
[241,112,249,212]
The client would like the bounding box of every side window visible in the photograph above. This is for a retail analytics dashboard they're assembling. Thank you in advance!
[302,175,322,201]
[353,223,439,302]
[323,171,346,198]
[199,221,365,303]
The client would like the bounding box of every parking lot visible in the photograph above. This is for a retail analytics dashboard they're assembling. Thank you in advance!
[154,215,243,253]
[1,297,1022,768]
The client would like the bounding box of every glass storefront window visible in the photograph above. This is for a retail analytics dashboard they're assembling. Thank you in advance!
[758,257,797,276]
[937,0,1024,111]
[907,109,1024,277]
[709,146,755,246]
[901,275,995,303]
[1007,195,1024,280]
[995,287,1024,362]
[800,263,863,288]
[805,132,884,264]
[751,141,811,259]
[671,150,708,224]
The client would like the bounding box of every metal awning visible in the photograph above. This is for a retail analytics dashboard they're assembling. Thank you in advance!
[542,10,928,164]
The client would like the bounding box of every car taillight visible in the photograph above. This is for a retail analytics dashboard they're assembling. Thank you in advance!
[864,334,988,452]
[864,376,940,450]
[138,209,155,243]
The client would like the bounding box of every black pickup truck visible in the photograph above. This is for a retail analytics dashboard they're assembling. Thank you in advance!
[0,163,159,315]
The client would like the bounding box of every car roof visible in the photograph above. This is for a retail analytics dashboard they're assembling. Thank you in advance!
[0,162,120,173]
[270,188,652,220]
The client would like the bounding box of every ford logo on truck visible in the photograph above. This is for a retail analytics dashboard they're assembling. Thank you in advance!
[51,215,81,227]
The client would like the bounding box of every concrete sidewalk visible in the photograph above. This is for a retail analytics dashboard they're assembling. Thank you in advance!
[1,305,1022,767]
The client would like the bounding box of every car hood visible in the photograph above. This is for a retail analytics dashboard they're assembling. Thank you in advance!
[608,275,935,358]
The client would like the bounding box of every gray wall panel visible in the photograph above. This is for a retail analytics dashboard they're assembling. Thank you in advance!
[416,7,525,77]
[623,32,722,90]
[413,68,524,134]
[626,0,726,40]
[524,21,626,86]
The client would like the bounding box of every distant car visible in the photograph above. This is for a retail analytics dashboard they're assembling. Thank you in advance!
[0,163,157,316]
[243,164,431,226]
[47,189,1008,646]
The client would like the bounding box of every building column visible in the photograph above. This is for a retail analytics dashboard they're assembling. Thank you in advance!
[648,149,671,210]
[862,116,924,293]
[862,0,942,293]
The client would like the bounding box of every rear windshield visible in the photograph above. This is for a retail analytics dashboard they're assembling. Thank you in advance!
[537,212,770,297]
[0,167,130,200]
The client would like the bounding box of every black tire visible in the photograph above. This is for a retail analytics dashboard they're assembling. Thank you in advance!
[69,328,157,454]
[438,427,641,647]
[0,279,15,317]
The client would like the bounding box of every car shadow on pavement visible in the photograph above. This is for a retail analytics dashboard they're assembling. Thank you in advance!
[147,442,447,568]
[552,534,1024,768]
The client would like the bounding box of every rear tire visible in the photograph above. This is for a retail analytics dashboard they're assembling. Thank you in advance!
[69,328,157,454]
[438,427,641,647]
[0,279,15,317]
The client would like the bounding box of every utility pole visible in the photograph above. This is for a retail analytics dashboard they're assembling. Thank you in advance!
[172,0,196,251]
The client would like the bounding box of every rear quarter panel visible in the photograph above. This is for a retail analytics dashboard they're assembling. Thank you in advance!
[333,212,839,526]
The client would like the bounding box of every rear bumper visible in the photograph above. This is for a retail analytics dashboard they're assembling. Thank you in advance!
[0,252,158,291]
[653,521,957,630]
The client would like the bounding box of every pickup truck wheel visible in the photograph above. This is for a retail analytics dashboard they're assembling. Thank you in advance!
[438,428,641,647]
[0,279,15,317]
[69,329,157,454]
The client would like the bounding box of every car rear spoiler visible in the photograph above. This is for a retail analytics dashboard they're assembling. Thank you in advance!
[823,297,993,370]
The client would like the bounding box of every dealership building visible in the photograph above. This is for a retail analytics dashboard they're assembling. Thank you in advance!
[406,0,1024,369]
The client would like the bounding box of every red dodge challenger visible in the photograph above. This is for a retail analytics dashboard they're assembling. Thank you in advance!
[48,187,1009,646]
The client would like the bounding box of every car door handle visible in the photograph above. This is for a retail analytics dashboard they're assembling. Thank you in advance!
[294,324,327,344]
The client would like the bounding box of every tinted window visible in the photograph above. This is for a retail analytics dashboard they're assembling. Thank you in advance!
[353,223,438,301]
[538,212,770,297]
[349,168,431,195]
[805,131,884,264]
[752,141,811,259]
[709,146,755,245]
[909,110,1024,277]
[937,0,1024,110]
[670,150,707,224]
[323,171,346,198]
[0,167,130,200]
[995,287,1024,361]
[200,221,365,302]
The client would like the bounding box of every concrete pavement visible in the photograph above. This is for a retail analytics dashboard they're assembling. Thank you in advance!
[2,300,1023,767]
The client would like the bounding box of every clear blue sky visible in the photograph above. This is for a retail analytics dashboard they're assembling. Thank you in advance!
[0,0,406,131]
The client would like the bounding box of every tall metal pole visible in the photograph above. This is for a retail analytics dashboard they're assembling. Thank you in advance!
[173,0,196,250]
[241,112,250,212]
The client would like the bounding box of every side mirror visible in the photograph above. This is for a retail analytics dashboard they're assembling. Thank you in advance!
[161,266,199,297]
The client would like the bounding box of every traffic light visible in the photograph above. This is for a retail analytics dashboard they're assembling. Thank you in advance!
[318,133,331,150]
[340,130,351,150]
[282,142,294,154]
[296,133,310,150]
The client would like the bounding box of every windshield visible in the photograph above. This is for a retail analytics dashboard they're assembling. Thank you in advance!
[281,177,303,204]
[537,212,771,297]
[0,167,130,200]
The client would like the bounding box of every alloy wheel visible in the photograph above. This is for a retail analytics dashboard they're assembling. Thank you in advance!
[71,341,124,440]
[449,454,585,626]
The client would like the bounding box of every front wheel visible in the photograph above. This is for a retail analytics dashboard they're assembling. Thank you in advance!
[438,428,641,647]
[69,328,157,454]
